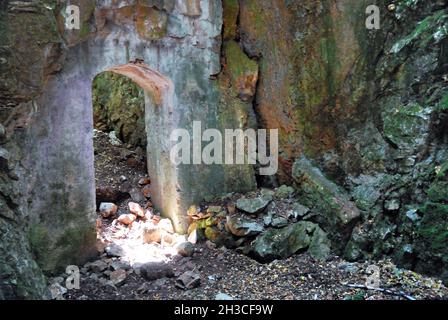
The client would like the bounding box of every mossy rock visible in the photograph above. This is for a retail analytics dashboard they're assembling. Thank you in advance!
[92,72,146,147]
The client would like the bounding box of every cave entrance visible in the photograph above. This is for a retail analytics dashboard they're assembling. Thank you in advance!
[89,63,183,232]
[92,69,150,223]
[88,63,193,265]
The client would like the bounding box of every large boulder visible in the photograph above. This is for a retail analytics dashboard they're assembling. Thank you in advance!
[226,215,264,237]
[292,156,360,251]
[249,221,330,262]
[235,194,272,214]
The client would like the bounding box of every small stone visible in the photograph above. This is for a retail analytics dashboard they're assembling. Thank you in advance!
[236,195,272,214]
[387,3,396,12]
[105,243,125,257]
[49,283,67,300]
[271,216,289,228]
[215,293,234,300]
[138,177,151,185]
[119,175,127,182]
[406,209,420,222]
[385,199,400,211]
[129,188,146,203]
[188,229,198,244]
[275,185,295,199]
[89,260,108,273]
[89,273,99,281]
[128,202,145,218]
[145,201,153,209]
[144,209,154,220]
[176,242,194,257]
[49,276,64,285]
[226,216,264,237]
[338,262,359,274]
[205,240,216,250]
[109,269,127,286]
[227,204,236,215]
[142,185,151,198]
[139,262,174,281]
[152,214,161,223]
[263,212,273,226]
[117,213,137,225]
[158,218,174,233]
[143,226,162,243]
[108,131,122,146]
[290,203,310,219]
[207,206,222,213]
[187,205,199,216]
[161,232,175,246]
[110,261,131,271]
[99,202,118,218]
[176,271,201,290]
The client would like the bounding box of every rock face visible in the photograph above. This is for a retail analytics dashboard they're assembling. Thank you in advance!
[225,0,447,283]
[250,221,330,262]
[92,72,146,148]
[292,156,360,251]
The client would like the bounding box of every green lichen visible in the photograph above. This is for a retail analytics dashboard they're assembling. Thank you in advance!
[92,72,146,147]
[382,102,431,147]
[418,203,448,251]
[222,0,239,41]
[390,10,448,54]
[28,224,51,268]
[437,92,448,111]
[224,40,258,82]
[136,6,167,40]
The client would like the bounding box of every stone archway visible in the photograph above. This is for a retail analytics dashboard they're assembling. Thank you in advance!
[16,1,256,275]
[105,63,180,232]
[26,58,185,273]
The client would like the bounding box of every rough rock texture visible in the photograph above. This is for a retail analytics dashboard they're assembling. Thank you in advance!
[250,221,330,262]
[92,72,146,148]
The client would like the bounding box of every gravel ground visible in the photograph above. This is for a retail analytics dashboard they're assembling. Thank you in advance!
[64,243,448,300]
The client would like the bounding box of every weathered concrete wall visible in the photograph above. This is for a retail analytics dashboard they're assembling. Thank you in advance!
[0,0,257,298]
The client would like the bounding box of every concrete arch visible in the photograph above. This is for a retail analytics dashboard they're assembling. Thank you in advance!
[20,0,256,274]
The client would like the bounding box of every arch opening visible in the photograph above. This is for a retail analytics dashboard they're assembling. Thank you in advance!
[90,63,188,265]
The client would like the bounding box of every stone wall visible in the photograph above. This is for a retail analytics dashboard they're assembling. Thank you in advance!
[0,0,256,298]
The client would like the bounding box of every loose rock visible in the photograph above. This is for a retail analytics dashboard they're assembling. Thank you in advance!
[138,177,151,185]
[109,269,127,286]
[139,262,175,281]
[176,271,201,290]
[49,283,67,300]
[105,243,125,257]
[236,195,272,214]
[99,202,118,218]
[226,216,264,237]
[143,226,162,243]
[176,242,195,257]
[88,260,108,273]
[117,213,137,225]
[158,218,175,233]
[128,202,145,218]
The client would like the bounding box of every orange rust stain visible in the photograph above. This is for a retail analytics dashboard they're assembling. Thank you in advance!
[106,63,172,106]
